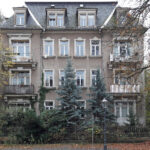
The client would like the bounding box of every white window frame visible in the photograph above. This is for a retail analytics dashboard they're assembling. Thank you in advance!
[9,69,31,85]
[9,35,31,61]
[74,38,86,56]
[48,11,65,27]
[43,38,54,57]
[90,69,97,86]
[90,37,101,56]
[114,100,136,118]
[78,11,96,27]
[16,13,25,26]
[44,100,55,110]
[59,70,65,86]
[76,69,86,87]
[113,40,133,58]
[43,69,54,88]
[59,38,70,56]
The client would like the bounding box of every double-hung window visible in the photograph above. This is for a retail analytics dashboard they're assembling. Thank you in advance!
[44,70,54,87]
[44,40,54,57]
[91,40,100,56]
[11,70,30,85]
[75,40,84,56]
[48,13,64,27]
[12,40,30,61]
[91,70,97,86]
[16,13,25,26]
[113,41,133,58]
[76,70,85,87]
[59,70,65,86]
[60,40,69,56]
[44,100,55,110]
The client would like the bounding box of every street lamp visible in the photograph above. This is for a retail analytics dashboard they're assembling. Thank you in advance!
[102,98,108,150]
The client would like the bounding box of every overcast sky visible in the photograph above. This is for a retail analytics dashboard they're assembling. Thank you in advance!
[0,0,134,18]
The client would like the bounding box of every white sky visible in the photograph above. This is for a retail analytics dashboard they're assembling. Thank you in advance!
[0,0,133,18]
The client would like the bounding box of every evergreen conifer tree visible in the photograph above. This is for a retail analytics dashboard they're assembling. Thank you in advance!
[88,69,114,125]
[57,59,83,130]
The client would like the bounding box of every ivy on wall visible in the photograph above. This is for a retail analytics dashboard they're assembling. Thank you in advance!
[39,73,50,112]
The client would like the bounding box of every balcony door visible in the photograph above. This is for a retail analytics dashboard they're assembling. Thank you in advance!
[12,40,30,61]
[10,70,31,85]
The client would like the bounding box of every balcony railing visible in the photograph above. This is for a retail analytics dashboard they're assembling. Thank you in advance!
[12,53,32,62]
[4,85,34,95]
[110,84,140,93]
[110,53,133,62]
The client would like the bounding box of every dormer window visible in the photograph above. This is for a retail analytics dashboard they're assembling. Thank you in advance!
[48,13,64,27]
[78,9,96,27]
[13,7,27,26]
[46,9,65,27]
[16,13,25,26]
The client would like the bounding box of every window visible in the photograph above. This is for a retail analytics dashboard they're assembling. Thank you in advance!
[113,41,133,58]
[60,40,69,56]
[77,100,86,109]
[91,70,97,86]
[115,101,135,118]
[59,70,65,85]
[75,40,84,56]
[44,40,54,57]
[91,40,100,56]
[76,70,85,87]
[80,14,86,26]
[88,14,95,26]
[11,70,30,85]
[48,13,64,27]
[57,14,64,26]
[79,13,95,27]
[12,40,30,61]
[114,70,134,85]
[44,70,54,87]
[44,100,55,110]
[77,100,86,118]
[16,13,25,26]
[9,102,31,112]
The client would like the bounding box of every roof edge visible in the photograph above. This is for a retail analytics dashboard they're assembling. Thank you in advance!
[25,1,118,4]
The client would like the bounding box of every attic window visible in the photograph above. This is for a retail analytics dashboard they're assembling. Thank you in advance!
[78,9,96,27]
[48,13,64,27]
[16,13,25,26]
[47,9,65,27]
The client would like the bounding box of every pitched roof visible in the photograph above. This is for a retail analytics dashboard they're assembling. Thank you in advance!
[0,1,117,30]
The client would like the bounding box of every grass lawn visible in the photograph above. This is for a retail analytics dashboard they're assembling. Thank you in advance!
[0,142,150,150]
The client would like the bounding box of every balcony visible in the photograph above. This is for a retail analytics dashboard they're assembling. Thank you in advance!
[3,54,37,70]
[108,53,141,69]
[110,85,140,93]
[4,85,34,95]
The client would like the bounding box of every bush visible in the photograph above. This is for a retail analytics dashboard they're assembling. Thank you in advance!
[40,109,67,143]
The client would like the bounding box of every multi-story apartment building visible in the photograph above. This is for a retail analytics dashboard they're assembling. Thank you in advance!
[0,1,147,125]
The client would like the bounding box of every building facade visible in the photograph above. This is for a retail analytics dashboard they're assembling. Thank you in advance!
[0,1,147,125]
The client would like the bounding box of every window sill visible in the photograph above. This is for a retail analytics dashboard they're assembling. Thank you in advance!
[57,56,71,58]
[89,56,102,58]
[73,56,87,59]
[47,26,65,28]
[44,87,56,90]
[78,87,88,89]
[43,56,56,59]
